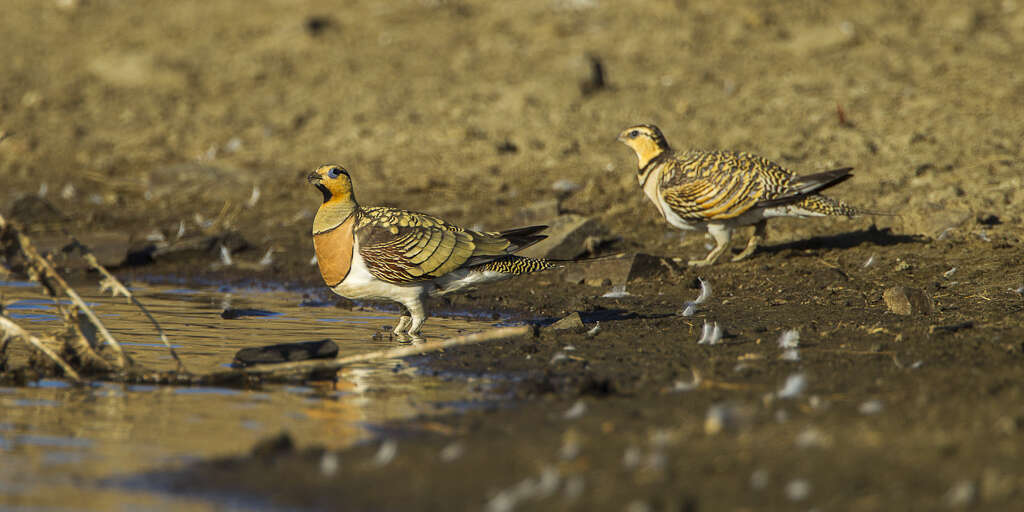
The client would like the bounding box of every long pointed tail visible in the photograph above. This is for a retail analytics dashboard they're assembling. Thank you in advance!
[795,194,897,217]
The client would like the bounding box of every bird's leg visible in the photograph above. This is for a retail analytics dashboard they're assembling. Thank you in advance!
[393,306,412,336]
[404,299,427,343]
[689,224,732,267]
[732,219,767,262]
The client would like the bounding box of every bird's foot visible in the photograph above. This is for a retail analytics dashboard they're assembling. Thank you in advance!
[730,245,758,262]
[392,315,412,336]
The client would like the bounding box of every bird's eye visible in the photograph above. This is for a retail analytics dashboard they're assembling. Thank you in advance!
[327,167,341,178]
[629,130,640,138]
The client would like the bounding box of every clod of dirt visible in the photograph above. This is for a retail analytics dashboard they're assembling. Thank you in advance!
[496,140,518,154]
[250,432,296,460]
[549,312,584,331]
[883,286,933,315]
[579,54,606,96]
[519,214,609,260]
[304,16,335,36]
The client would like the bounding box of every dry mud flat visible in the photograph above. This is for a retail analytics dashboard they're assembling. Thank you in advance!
[2,0,1023,510]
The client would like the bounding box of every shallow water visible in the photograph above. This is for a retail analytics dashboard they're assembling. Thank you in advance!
[0,280,502,511]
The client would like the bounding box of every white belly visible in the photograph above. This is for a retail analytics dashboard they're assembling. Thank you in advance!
[330,239,426,303]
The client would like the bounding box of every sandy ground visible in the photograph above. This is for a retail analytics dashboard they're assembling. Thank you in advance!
[3,0,1024,510]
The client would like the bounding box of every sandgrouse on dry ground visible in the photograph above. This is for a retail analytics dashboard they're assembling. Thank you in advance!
[617,124,883,266]
[308,164,554,340]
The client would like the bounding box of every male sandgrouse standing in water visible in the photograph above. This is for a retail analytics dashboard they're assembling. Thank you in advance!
[308,164,554,340]
[617,124,879,266]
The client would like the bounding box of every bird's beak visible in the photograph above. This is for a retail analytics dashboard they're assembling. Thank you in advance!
[615,133,626,143]
[307,172,323,184]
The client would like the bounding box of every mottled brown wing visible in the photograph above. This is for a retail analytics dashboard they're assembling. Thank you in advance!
[355,207,517,284]
[660,151,794,221]
[661,174,763,221]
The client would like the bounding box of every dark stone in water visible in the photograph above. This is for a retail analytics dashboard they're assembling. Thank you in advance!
[221,308,280,319]
[250,432,295,460]
[232,339,338,367]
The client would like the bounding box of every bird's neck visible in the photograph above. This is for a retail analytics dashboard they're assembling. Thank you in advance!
[313,198,358,235]
[635,145,667,171]
[637,151,666,188]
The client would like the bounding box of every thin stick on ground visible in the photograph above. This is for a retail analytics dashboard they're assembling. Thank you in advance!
[232,325,531,378]
[0,214,128,369]
[0,315,83,383]
[74,244,188,373]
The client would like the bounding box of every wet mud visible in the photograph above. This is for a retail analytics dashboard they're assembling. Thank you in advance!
[2,0,1024,510]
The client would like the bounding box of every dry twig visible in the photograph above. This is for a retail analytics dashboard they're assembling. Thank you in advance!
[0,315,82,382]
[232,326,531,378]
[0,214,128,368]
[73,243,188,373]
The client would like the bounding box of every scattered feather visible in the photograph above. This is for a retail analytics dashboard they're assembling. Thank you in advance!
[60,184,75,199]
[372,440,397,466]
[145,230,166,242]
[176,220,186,239]
[551,179,581,194]
[563,400,587,420]
[777,373,807,399]
[976,231,991,242]
[601,285,630,298]
[785,479,811,501]
[622,446,642,469]
[750,469,770,490]
[310,254,318,266]
[858,399,884,415]
[218,245,233,266]
[439,442,464,462]
[704,403,745,435]
[549,352,568,364]
[585,322,601,337]
[258,249,274,267]
[319,452,339,476]
[777,329,800,349]
[680,278,711,316]
[943,267,957,278]
[247,184,261,207]
[225,137,243,153]
[862,254,876,268]
[696,320,723,345]
[945,480,978,507]
[795,427,830,449]
[937,227,955,240]
[780,349,800,361]
[910,360,924,369]
[1013,286,1024,295]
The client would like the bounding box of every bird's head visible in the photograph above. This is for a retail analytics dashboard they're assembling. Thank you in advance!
[308,164,354,203]
[616,124,671,170]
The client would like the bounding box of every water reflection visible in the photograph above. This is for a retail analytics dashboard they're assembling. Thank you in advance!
[0,280,499,511]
